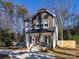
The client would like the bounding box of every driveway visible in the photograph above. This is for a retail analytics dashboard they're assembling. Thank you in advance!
[11,51,56,59]
[0,46,56,59]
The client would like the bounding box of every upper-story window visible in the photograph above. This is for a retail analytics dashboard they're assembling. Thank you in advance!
[42,20,48,29]
[35,22,39,29]
[42,14,49,29]
[35,14,49,29]
[35,19,49,29]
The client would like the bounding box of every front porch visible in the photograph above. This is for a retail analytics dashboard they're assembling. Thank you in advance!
[25,29,56,50]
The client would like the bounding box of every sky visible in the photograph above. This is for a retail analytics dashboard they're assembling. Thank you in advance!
[5,0,79,13]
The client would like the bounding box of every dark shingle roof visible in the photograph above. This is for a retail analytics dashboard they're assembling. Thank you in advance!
[24,9,56,22]
[26,28,55,33]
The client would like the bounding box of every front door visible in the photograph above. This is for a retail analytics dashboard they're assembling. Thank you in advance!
[42,36,51,47]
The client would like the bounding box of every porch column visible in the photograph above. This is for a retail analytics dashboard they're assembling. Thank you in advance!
[40,34,44,46]
[53,26,58,48]
[25,34,29,47]
[53,32,56,48]
[47,37,49,46]
[50,34,53,48]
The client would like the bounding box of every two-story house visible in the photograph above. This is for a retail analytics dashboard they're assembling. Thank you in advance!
[24,9,58,48]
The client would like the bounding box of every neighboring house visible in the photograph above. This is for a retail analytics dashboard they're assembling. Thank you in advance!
[24,9,58,48]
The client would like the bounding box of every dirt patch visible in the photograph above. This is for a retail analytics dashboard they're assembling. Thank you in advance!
[0,54,10,59]
[48,48,78,59]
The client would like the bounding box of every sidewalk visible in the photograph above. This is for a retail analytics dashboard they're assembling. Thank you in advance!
[48,48,79,59]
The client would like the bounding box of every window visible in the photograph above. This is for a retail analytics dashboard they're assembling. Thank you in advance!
[34,18,49,29]
[42,19,48,29]
[41,24,43,27]
[35,22,39,29]
[43,14,49,29]
[45,24,48,26]
[37,25,39,27]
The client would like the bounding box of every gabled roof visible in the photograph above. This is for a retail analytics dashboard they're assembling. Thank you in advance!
[37,8,56,17]
[32,9,56,20]
[24,9,56,22]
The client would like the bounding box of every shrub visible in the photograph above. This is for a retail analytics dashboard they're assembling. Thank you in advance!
[71,35,79,40]
[0,29,15,47]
